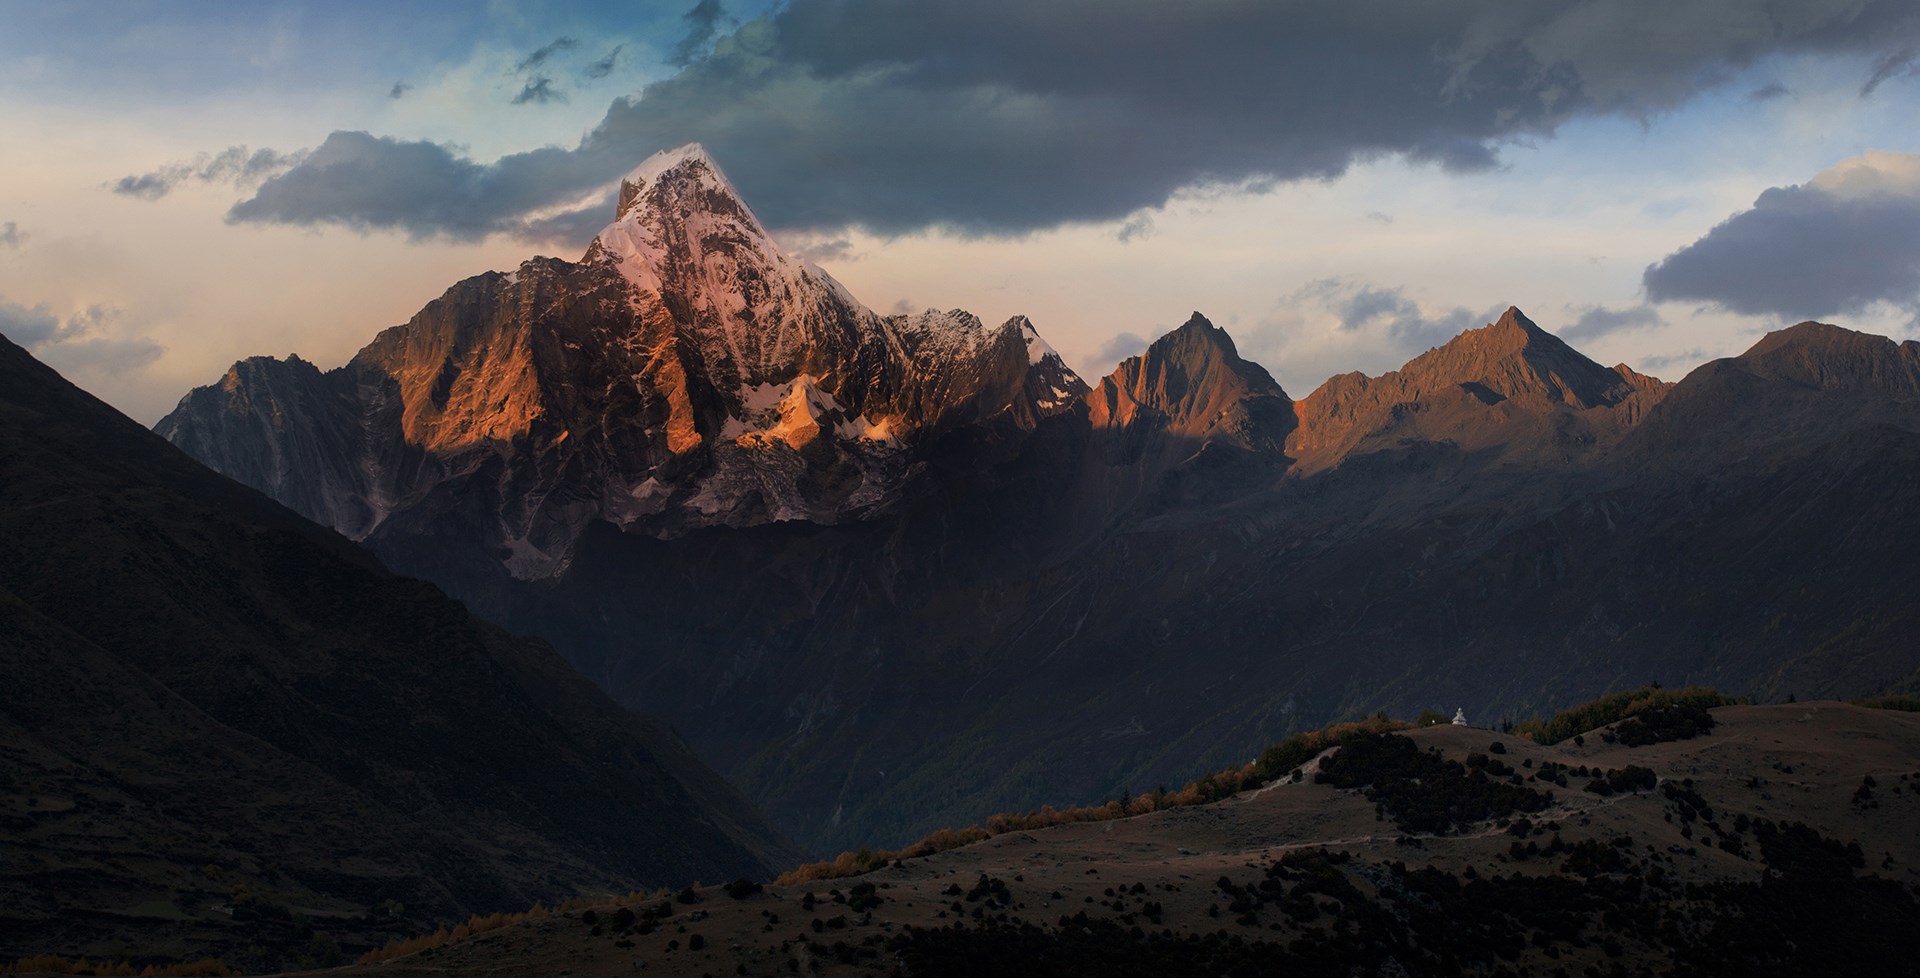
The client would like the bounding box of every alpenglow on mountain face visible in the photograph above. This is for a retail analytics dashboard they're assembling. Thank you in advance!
[158,144,1088,578]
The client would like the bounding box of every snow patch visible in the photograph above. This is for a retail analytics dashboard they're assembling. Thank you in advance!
[1023,319,1060,365]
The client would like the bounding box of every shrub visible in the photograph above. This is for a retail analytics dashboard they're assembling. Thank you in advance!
[1855,695,1920,712]
[1514,686,1739,746]
[1315,732,1552,834]
[1607,704,1716,747]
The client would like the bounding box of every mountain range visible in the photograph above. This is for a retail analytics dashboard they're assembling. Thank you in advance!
[158,144,1920,854]
[0,332,801,969]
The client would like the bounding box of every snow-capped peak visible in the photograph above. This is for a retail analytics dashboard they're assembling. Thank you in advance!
[614,143,756,226]
[587,145,884,384]
[621,142,720,188]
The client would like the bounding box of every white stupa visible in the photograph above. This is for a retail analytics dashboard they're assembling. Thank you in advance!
[1451,707,1468,726]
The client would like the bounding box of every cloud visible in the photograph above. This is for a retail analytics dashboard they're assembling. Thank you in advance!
[1638,347,1710,374]
[0,299,59,345]
[1747,81,1792,101]
[224,130,615,243]
[1116,213,1153,243]
[113,146,306,201]
[1092,331,1152,367]
[1294,278,1494,350]
[1364,211,1394,225]
[512,76,567,105]
[1861,46,1917,96]
[389,80,413,99]
[0,222,22,249]
[584,44,625,80]
[669,0,728,67]
[228,0,1920,240]
[1643,150,1920,321]
[0,299,163,374]
[1560,302,1665,342]
[513,37,577,74]
[779,232,856,263]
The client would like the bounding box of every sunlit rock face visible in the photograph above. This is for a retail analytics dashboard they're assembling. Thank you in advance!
[159,145,1087,579]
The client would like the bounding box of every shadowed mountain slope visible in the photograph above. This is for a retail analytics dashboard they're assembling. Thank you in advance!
[0,334,801,969]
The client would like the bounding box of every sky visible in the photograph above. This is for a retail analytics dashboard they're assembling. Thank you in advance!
[3,0,1920,424]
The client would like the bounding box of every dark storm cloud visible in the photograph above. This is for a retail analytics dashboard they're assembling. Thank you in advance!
[669,0,728,67]
[1643,155,1920,321]
[1560,303,1666,342]
[512,76,567,105]
[0,299,163,374]
[513,36,577,74]
[113,146,306,201]
[584,44,625,80]
[228,0,1920,240]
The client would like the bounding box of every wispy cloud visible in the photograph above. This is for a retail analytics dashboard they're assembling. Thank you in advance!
[1560,303,1665,342]
[0,222,22,249]
[513,36,577,74]
[511,76,566,105]
[584,44,625,80]
[1861,46,1917,98]
[1293,278,1494,350]
[113,146,306,201]
[0,299,163,374]
[1116,213,1153,243]
[1091,331,1152,368]
[389,80,413,99]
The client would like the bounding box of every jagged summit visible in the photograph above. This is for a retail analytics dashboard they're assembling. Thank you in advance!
[612,143,760,228]
[621,143,722,191]
[1089,311,1294,455]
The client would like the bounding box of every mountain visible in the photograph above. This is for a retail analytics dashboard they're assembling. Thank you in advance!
[1289,306,1668,473]
[158,145,1086,580]
[158,146,1920,857]
[0,333,802,970]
